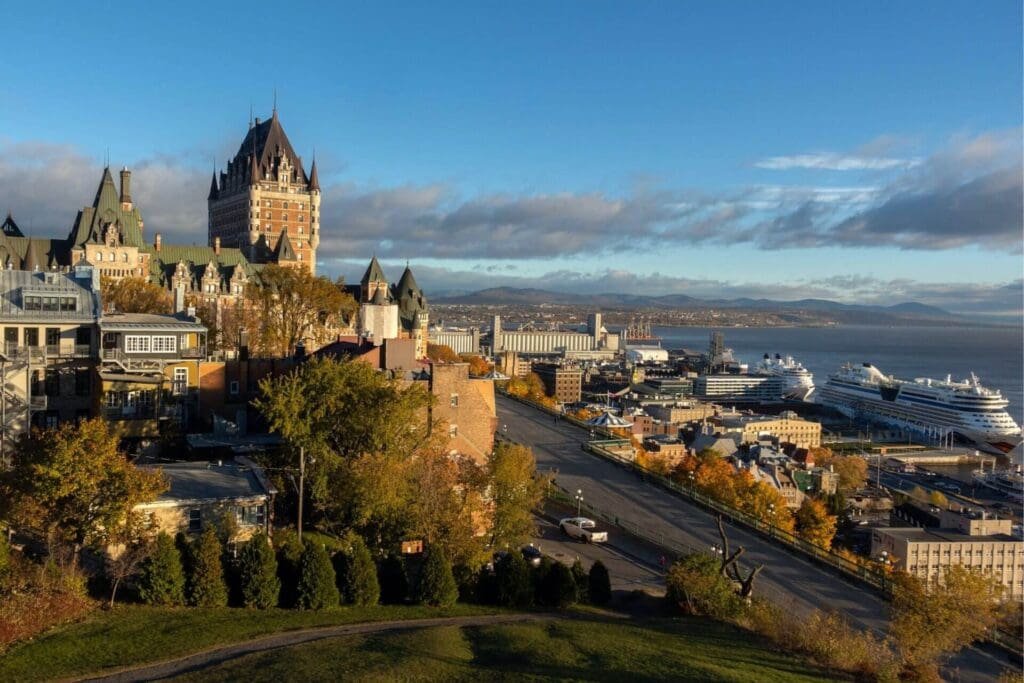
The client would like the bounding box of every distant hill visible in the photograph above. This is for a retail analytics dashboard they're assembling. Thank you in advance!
[433,287,962,324]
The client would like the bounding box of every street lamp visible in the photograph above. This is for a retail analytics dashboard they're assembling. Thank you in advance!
[879,551,890,591]
[687,470,695,496]
[767,503,776,537]
[575,488,584,517]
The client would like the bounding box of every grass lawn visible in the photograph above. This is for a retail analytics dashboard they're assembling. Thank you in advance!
[171,617,845,682]
[0,604,498,682]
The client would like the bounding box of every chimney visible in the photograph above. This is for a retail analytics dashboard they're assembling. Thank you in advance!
[154,233,162,252]
[119,167,132,208]
[214,236,221,256]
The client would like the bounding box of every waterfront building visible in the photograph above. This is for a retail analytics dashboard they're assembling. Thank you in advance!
[429,327,481,355]
[713,409,822,448]
[208,110,320,272]
[871,509,1023,599]
[490,313,618,357]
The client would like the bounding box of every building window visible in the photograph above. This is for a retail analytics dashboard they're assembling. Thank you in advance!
[24,328,38,347]
[236,505,265,526]
[229,380,240,395]
[151,336,177,353]
[45,327,60,347]
[449,424,458,437]
[173,367,188,395]
[450,394,459,408]
[125,336,150,353]
[188,509,201,532]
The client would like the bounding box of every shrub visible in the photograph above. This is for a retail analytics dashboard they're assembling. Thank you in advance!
[417,546,459,607]
[588,560,611,605]
[334,535,380,606]
[495,550,532,607]
[570,558,588,603]
[138,532,185,606]
[297,541,339,610]
[665,553,742,619]
[539,561,578,608]
[238,532,280,609]
[377,554,408,605]
[475,565,498,605]
[0,532,10,588]
[275,533,305,608]
[0,556,91,652]
[188,527,228,607]
[452,562,478,602]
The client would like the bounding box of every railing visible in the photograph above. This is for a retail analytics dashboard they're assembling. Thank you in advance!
[28,396,47,410]
[180,347,206,358]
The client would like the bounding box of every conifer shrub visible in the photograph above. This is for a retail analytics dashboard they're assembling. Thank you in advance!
[275,533,305,608]
[495,550,532,607]
[377,554,409,605]
[540,561,578,608]
[475,564,498,605]
[570,558,588,603]
[417,546,458,607]
[452,562,478,602]
[334,535,380,606]
[588,560,611,606]
[238,532,280,609]
[138,532,185,606]
[188,527,228,607]
[297,541,339,610]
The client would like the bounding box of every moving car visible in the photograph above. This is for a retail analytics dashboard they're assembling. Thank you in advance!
[559,517,608,543]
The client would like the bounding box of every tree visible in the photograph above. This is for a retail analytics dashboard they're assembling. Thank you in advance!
[570,558,589,603]
[814,452,868,493]
[377,554,409,604]
[238,532,280,609]
[334,534,380,606]
[488,442,544,550]
[461,354,493,377]
[494,550,533,607]
[243,264,357,358]
[138,532,186,606]
[666,553,742,619]
[426,343,461,363]
[539,561,578,608]
[795,498,837,549]
[417,546,459,607]
[0,532,9,587]
[188,527,228,607]
[927,490,949,509]
[1,419,166,565]
[101,275,172,314]
[890,566,1004,676]
[588,560,611,605]
[297,541,339,609]
[104,510,157,607]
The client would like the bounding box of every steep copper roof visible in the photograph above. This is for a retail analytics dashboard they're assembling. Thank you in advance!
[361,256,387,286]
[231,111,308,187]
[394,265,428,330]
[66,167,145,248]
[2,212,23,237]
[308,159,320,191]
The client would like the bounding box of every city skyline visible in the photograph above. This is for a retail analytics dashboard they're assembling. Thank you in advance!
[0,1,1021,315]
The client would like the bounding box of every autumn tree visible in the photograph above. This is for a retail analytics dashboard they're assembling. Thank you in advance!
[488,442,545,550]
[104,510,158,607]
[813,450,868,493]
[426,343,461,363]
[101,275,172,314]
[1,419,166,565]
[890,567,1005,677]
[243,264,357,358]
[927,490,949,509]
[795,497,837,549]
[461,354,493,377]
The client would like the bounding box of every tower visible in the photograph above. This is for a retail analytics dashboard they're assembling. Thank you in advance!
[394,264,429,358]
[208,110,320,273]
[358,257,398,343]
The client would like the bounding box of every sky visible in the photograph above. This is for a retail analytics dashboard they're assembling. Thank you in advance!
[0,1,1021,315]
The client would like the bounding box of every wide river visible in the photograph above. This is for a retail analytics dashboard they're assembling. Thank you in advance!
[651,324,1023,425]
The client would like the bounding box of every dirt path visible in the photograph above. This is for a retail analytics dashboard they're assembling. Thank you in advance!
[79,613,555,682]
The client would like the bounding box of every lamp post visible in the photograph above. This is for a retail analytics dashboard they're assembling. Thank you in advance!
[879,550,890,591]
[767,503,776,537]
[687,470,695,497]
[297,446,306,543]
[575,488,584,517]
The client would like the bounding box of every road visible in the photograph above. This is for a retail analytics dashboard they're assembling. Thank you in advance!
[498,395,1019,682]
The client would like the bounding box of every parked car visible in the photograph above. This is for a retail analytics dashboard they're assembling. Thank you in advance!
[559,517,608,543]
[521,544,544,567]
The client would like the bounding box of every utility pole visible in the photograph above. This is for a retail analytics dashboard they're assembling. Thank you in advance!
[297,446,305,543]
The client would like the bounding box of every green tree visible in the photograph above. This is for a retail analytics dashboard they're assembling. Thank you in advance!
[378,554,409,604]
[243,264,357,358]
[488,442,544,550]
[495,550,533,607]
[188,527,228,607]
[334,534,380,606]
[138,532,185,606]
[570,558,588,603]
[666,553,742,619]
[0,419,166,565]
[276,533,305,608]
[238,532,280,609]
[417,546,459,607]
[588,560,611,606]
[539,561,578,608]
[297,542,339,609]
[795,497,837,549]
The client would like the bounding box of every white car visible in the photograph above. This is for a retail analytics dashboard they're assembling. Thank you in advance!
[559,517,608,543]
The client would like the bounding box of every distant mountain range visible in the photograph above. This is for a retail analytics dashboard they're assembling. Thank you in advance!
[433,287,966,324]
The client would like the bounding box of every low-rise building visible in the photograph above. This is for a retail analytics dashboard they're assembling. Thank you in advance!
[136,457,275,542]
[420,361,497,464]
[714,410,822,448]
[871,509,1023,598]
[532,362,583,405]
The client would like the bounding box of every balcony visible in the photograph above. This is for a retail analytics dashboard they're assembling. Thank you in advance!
[28,396,47,410]
[180,347,206,359]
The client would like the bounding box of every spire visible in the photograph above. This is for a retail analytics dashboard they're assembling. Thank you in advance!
[207,171,219,200]
[1,211,23,237]
[361,255,387,286]
[308,157,320,191]
[249,143,260,185]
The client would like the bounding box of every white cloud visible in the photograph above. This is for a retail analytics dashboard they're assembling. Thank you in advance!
[755,153,922,171]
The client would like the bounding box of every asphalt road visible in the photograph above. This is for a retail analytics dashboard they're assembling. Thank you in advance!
[498,395,1019,683]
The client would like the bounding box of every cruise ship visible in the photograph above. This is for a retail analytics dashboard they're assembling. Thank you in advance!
[694,352,815,403]
[815,363,1023,456]
[754,353,815,401]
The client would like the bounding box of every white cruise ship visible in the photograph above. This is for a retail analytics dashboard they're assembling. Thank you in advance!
[816,363,1023,455]
[754,353,815,401]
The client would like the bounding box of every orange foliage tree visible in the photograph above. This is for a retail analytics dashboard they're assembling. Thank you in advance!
[795,497,837,549]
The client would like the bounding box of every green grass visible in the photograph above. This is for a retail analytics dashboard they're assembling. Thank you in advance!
[171,617,845,682]
[0,604,498,682]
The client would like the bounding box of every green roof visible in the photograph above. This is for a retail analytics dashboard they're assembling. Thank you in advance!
[67,168,146,249]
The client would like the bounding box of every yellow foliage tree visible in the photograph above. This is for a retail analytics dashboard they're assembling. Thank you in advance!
[101,276,172,314]
[795,497,837,549]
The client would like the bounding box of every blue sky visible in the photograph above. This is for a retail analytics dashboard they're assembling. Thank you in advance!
[0,1,1021,312]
